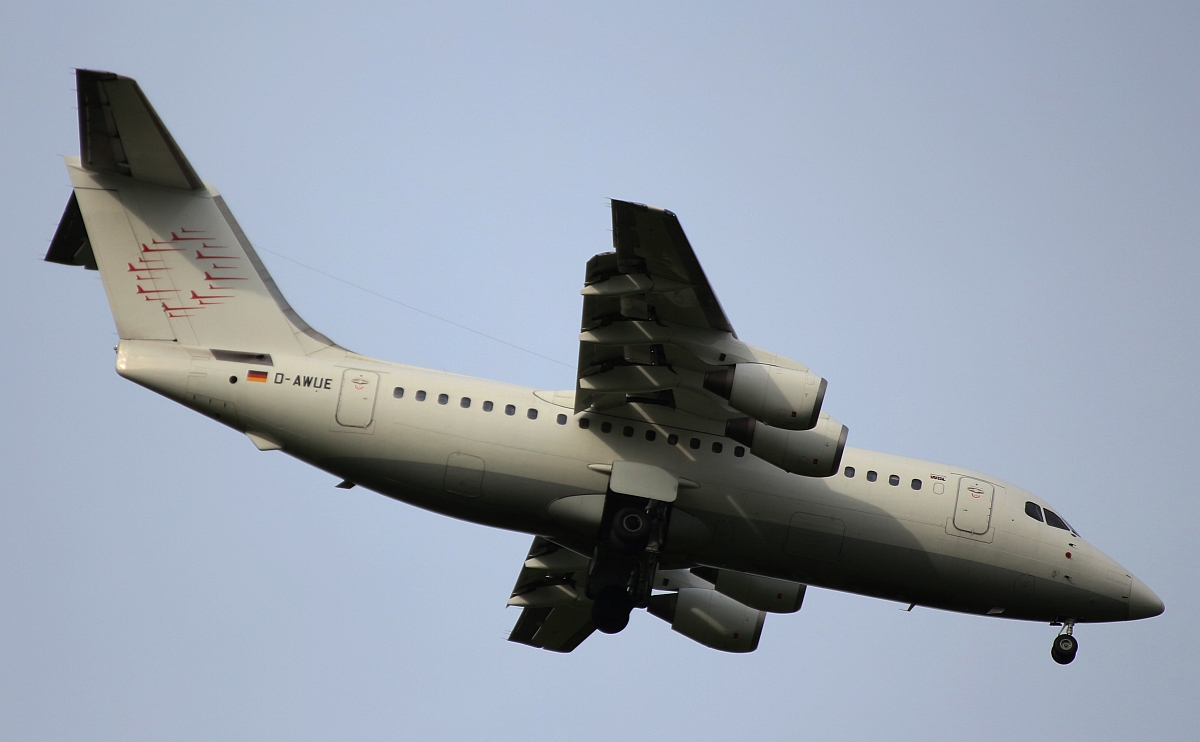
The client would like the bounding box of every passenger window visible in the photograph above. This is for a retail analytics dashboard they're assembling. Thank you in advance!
[734,446,745,457]
[579,418,590,430]
[712,442,723,454]
[667,434,679,445]
[689,438,701,450]
[1025,501,1044,522]
[557,414,567,425]
[645,430,656,442]
[527,408,538,420]
[416,390,427,402]
[844,466,855,478]
[601,421,612,433]
[1044,509,1071,531]
[483,401,493,412]
[623,426,634,437]
[505,404,516,416]
[438,393,449,405]
[393,387,404,398]
[889,474,899,486]
[460,397,471,408]
[911,478,922,491]
[866,471,878,482]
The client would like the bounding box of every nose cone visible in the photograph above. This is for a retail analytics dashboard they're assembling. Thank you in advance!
[1128,577,1165,620]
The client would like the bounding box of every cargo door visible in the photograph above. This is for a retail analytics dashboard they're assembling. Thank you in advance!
[335,369,379,427]
[444,453,485,497]
[784,512,845,562]
[953,477,995,534]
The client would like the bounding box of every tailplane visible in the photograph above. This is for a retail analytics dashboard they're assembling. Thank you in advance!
[46,69,335,356]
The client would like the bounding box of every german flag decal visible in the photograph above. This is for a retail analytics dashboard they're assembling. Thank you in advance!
[247,370,269,383]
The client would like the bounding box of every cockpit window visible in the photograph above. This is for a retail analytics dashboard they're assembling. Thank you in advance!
[1043,508,1071,531]
[1025,501,1044,522]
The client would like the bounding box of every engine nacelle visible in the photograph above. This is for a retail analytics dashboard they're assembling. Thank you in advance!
[703,363,826,431]
[692,568,807,613]
[648,587,766,653]
[726,413,848,477]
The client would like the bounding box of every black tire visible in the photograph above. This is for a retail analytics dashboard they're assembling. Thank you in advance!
[1051,634,1078,665]
[610,507,650,553]
[591,586,633,634]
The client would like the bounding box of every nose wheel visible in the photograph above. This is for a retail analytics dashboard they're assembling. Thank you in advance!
[1051,622,1079,665]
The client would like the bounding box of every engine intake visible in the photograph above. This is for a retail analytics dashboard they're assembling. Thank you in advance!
[703,363,826,431]
[726,413,848,477]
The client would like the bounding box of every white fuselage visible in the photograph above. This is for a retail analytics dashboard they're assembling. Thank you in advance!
[119,339,1145,624]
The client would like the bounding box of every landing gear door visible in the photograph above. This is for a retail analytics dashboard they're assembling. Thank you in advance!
[953,477,995,535]
[335,369,379,428]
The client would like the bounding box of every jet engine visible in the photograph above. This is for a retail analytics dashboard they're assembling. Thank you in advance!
[691,567,807,613]
[703,363,826,430]
[726,413,848,477]
[648,587,766,653]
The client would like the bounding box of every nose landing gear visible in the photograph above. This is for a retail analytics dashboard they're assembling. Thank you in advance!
[1051,621,1078,665]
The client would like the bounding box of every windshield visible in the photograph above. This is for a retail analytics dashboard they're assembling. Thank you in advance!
[1043,508,1079,536]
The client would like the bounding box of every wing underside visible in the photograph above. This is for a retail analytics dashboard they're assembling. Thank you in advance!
[506,538,596,652]
[575,200,809,420]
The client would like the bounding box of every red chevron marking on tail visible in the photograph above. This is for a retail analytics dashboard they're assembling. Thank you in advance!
[161,302,207,312]
[204,272,247,281]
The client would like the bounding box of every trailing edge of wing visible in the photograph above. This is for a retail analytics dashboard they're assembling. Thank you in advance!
[76,69,204,190]
[507,537,596,652]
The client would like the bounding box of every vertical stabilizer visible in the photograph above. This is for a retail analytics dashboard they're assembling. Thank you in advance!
[46,69,336,357]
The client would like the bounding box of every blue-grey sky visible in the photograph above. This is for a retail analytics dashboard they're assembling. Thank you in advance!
[2,2,1196,740]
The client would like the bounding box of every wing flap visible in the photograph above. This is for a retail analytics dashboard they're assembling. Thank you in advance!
[506,538,596,652]
[574,200,811,418]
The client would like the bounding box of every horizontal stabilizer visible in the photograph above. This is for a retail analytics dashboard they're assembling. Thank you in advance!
[76,69,203,189]
[45,193,96,270]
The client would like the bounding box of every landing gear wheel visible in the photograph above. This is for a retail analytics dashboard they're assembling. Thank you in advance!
[610,507,651,553]
[591,586,634,635]
[1051,633,1078,665]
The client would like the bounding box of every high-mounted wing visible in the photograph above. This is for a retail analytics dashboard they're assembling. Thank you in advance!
[575,200,819,423]
[506,538,595,653]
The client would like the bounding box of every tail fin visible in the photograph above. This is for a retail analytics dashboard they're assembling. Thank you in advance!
[46,69,336,356]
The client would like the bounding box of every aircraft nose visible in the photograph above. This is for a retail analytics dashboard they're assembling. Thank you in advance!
[1128,577,1165,620]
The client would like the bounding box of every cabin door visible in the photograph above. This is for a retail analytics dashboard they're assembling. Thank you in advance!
[953,477,995,534]
[335,369,379,427]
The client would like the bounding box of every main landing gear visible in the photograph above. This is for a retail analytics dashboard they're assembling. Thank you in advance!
[592,585,635,634]
[587,493,670,635]
[1051,620,1079,665]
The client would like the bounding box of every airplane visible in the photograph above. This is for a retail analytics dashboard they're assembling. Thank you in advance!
[44,69,1163,665]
